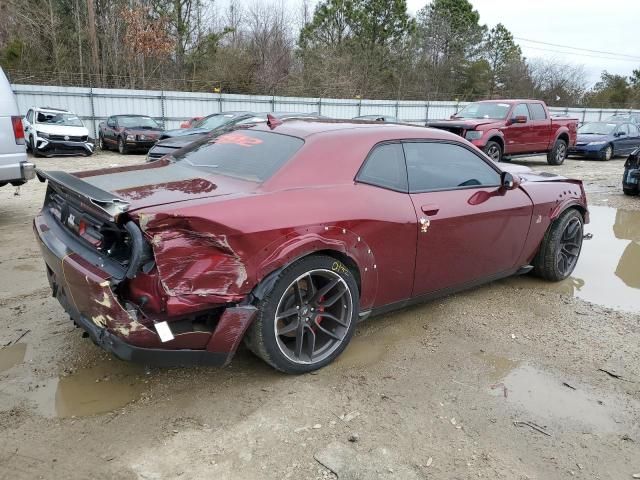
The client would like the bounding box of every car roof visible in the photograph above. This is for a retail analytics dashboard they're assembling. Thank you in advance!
[112,114,154,118]
[33,106,71,113]
[245,118,456,141]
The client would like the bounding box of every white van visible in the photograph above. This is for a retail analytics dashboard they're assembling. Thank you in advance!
[0,68,34,187]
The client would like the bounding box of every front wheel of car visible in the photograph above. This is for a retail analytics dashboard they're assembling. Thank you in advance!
[245,255,359,374]
[483,141,502,162]
[99,134,106,151]
[547,139,568,165]
[600,144,613,161]
[533,209,584,281]
[118,137,128,154]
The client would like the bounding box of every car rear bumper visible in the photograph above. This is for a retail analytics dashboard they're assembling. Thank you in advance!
[0,155,35,185]
[33,212,257,367]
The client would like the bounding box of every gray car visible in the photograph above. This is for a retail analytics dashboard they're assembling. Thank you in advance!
[0,67,35,187]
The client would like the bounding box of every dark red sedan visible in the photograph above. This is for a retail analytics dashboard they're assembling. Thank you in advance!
[34,118,588,373]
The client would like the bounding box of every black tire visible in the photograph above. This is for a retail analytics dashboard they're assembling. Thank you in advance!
[98,134,107,151]
[483,141,502,162]
[533,209,584,281]
[599,144,613,161]
[623,186,638,196]
[245,255,359,374]
[118,136,128,154]
[547,139,568,165]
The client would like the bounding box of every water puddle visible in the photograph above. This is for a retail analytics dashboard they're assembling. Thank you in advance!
[491,364,628,433]
[0,342,27,373]
[474,351,520,381]
[510,205,640,312]
[30,363,146,418]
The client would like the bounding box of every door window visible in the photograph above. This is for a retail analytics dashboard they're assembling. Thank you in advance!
[512,104,530,120]
[107,117,115,127]
[628,124,639,136]
[528,103,547,120]
[403,142,501,193]
[356,143,408,192]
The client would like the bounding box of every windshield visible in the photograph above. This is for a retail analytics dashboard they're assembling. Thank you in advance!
[195,114,241,130]
[454,102,511,120]
[172,129,304,182]
[579,122,617,135]
[36,112,84,127]
[118,116,159,129]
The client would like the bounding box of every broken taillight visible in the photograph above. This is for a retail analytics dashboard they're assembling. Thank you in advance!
[11,116,25,145]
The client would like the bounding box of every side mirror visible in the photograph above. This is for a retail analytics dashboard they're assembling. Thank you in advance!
[615,131,626,137]
[510,115,528,124]
[501,171,521,190]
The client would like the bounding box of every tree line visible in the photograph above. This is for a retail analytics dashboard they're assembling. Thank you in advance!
[1,0,639,108]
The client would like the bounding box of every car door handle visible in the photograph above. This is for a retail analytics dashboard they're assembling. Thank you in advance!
[421,204,440,216]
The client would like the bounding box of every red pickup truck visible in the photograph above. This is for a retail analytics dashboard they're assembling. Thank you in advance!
[427,100,578,165]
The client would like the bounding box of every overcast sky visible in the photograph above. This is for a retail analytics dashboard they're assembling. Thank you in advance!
[405,0,640,87]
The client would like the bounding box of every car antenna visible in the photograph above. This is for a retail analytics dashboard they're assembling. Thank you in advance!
[267,114,282,129]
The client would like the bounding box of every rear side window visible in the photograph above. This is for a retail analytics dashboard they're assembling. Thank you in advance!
[528,103,547,120]
[173,129,304,182]
[404,142,501,192]
[629,124,639,136]
[357,143,408,192]
[512,104,530,120]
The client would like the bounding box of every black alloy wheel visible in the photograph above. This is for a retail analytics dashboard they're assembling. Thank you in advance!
[274,269,353,365]
[245,255,359,374]
[556,216,582,277]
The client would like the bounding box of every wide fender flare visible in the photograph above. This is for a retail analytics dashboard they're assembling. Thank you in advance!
[550,198,588,223]
[552,126,571,145]
[251,225,378,310]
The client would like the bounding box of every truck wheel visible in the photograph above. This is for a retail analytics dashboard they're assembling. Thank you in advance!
[245,255,359,374]
[547,139,568,165]
[600,144,613,161]
[532,209,584,281]
[118,137,128,154]
[483,141,502,162]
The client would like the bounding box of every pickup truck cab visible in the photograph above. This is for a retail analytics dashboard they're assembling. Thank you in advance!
[0,67,35,187]
[427,100,578,165]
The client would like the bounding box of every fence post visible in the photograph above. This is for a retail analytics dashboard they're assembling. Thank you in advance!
[160,91,166,128]
[89,86,96,139]
[582,108,586,124]
[318,97,322,115]
[425,100,430,124]
[271,95,275,112]
[358,98,362,117]
[598,109,602,121]
[218,93,222,112]
[395,100,399,120]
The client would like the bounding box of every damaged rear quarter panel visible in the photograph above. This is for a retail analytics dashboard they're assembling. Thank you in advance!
[132,181,417,314]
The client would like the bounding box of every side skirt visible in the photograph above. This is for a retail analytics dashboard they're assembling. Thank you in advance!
[360,267,522,320]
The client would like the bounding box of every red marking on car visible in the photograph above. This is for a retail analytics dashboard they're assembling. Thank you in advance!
[215,132,263,147]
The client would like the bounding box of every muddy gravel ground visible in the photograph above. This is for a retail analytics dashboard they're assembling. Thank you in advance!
[1,150,639,480]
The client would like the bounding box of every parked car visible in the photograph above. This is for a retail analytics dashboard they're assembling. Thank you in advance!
[98,115,164,154]
[34,118,588,373]
[622,147,640,196]
[569,121,640,161]
[605,113,640,124]
[159,111,256,139]
[427,99,579,165]
[180,116,203,129]
[23,107,94,157]
[147,111,261,161]
[0,67,35,187]
[353,115,401,123]
[146,112,322,162]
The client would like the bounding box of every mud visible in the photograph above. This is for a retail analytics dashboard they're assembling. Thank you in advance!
[0,151,640,479]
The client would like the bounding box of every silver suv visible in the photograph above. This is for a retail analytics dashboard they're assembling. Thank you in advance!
[0,67,34,187]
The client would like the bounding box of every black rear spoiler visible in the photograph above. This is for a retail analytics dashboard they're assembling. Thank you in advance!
[36,169,130,221]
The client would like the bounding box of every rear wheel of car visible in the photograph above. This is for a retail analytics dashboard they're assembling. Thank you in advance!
[245,255,359,374]
[547,139,568,165]
[600,144,613,161]
[99,134,106,151]
[533,209,584,281]
[118,136,128,154]
[623,186,638,196]
[483,141,502,162]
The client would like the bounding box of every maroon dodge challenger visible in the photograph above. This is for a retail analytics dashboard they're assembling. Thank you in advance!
[33,118,588,373]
